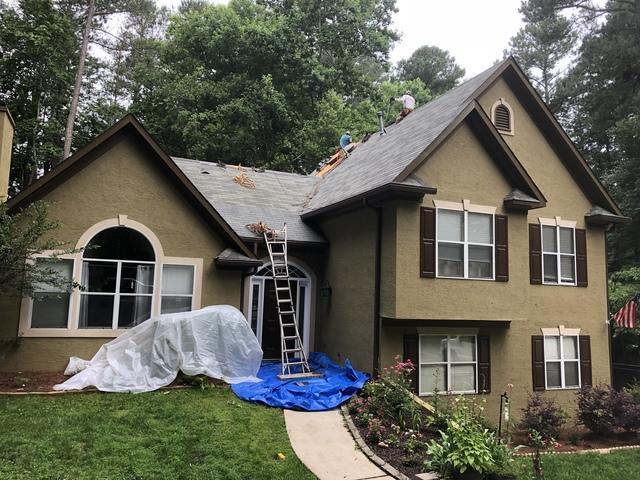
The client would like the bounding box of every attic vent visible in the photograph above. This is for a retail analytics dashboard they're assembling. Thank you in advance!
[491,100,513,134]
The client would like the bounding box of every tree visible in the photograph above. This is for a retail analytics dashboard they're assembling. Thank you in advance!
[0,0,80,194]
[0,202,76,297]
[396,45,464,96]
[507,0,576,105]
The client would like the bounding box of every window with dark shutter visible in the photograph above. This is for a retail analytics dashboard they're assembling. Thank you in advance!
[477,336,491,393]
[493,104,512,133]
[403,333,419,393]
[495,215,508,282]
[531,335,546,391]
[579,335,592,386]
[576,229,588,287]
[529,224,542,284]
[420,207,436,278]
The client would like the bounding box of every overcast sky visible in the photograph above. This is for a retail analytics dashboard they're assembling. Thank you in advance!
[156,0,524,78]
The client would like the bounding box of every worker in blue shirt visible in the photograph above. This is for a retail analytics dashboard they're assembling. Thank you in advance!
[339,131,353,155]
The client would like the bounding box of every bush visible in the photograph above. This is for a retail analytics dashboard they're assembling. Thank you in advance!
[519,393,567,441]
[616,387,640,432]
[577,384,617,435]
[425,397,510,478]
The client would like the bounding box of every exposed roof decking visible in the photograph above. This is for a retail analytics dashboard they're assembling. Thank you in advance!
[173,158,326,244]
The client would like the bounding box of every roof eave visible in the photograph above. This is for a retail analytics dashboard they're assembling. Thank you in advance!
[301,182,436,221]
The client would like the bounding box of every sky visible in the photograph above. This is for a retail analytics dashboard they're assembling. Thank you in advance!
[156,0,525,78]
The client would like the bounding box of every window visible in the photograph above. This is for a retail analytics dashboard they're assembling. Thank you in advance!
[542,225,575,285]
[419,335,477,395]
[30,259,73,328]
[79,227,155,329]
[544,335,580,389]
[437,209,494,279]
[491,99,513,134]
[160,265,195,314]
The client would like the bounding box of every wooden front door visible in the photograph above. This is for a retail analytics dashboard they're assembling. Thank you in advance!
[261,279,298,359]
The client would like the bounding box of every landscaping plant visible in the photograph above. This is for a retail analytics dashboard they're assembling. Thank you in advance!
[425,397,512,479]
[527,429,557,480]
[519,393,567,441]
[577,384,618,435]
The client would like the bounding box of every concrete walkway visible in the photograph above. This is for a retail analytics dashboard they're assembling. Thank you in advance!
[284,409,392,480]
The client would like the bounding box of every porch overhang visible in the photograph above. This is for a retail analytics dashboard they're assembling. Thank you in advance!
[214,248,263,270]
[381,317,511,329]
[584,206,630,226]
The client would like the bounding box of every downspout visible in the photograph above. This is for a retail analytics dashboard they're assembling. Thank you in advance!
[364,199,382,376]
[605,227,614,387]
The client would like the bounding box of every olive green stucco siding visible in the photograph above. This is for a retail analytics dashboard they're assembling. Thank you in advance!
[316,209,377,373]
[1,133,242,371]
[380,82,611,421]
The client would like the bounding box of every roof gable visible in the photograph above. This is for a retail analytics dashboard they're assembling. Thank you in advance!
[7,115,256,258]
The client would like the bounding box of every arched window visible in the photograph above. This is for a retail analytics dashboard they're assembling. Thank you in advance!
[80,227,156,329]
[491,99,514,135]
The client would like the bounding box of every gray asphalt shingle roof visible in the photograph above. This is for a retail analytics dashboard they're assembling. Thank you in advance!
[173,62,505,244]
[303,61,504,212]
[174,158,325,243]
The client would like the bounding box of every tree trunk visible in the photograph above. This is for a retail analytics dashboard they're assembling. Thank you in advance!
[61,0,96,162]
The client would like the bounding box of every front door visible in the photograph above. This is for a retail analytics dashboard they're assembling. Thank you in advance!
[261,278,298,359]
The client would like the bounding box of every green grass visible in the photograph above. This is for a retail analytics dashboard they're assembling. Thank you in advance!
[0,387,316,480]
[512,449,640,479]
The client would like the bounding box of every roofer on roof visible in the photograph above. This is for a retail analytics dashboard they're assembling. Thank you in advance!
[396,90,416,123]
[339,131,355,156]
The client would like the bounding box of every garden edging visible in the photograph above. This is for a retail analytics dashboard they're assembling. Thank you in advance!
[340,405,439,480]
[512,443,640,457]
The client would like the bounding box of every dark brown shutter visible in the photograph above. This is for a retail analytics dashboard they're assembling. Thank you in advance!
[576,229,588,287]
[403,333,419,394]
[477,335,491,393]
[579,335,592,387]
[531,335,546,391]
[494,215,508,282]
[529,224,542,284]
[420,207,436,278]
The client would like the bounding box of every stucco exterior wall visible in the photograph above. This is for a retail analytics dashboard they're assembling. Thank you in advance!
[381,88,611,420]
[1,132,242,371]
[316,208,377,373]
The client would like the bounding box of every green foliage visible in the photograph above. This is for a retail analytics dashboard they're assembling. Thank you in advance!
[396,45,464,96]
[519,393,567,441]
[0,388,314,479]
[0,201,77,298]
[425,397,510,478]
[577,384,618,436]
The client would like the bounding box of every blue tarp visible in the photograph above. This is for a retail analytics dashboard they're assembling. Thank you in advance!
[231,352,369,411]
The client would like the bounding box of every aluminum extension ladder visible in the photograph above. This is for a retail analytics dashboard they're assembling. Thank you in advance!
[264,224,321,380]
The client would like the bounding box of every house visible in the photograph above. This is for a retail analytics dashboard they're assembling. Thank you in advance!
[0,58,628,419]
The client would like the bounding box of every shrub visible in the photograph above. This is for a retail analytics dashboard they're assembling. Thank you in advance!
[577,384,617,435]
[519,393,567,441]
[425,397,508,478]
[615,389,640,432]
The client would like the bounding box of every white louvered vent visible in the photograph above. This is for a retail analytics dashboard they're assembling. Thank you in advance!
[493,104,512,133]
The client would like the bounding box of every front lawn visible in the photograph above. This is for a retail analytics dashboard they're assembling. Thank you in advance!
[513,449,640,479]
[0,387,315,480]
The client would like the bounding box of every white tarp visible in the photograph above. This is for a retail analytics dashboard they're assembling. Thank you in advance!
[53,305,263,393]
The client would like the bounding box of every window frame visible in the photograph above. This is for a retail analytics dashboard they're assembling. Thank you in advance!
[20,218,203,338]
[160,263,197,314]
[435,206,495,281]
[541,224,577,286]
[418,334,478,396]
[543,334,581,390]
[27,254,75,330]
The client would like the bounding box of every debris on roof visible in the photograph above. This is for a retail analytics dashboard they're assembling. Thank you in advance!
[233,165,256,189]
[246,221,273,235]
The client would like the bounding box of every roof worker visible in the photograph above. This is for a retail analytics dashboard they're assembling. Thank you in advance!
[339,131,354,156]
[396,90,416,123]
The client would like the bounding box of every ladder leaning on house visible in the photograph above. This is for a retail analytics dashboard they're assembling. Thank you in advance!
[264,224,321,380]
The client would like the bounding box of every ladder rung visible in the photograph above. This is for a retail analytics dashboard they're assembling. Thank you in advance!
[277,298,292,303]
[271,252,285,256]
[283,335,298,340]
[279,311,295,315]
[281,323,297,328]
[283,348,303,353]
[284,361,307,366]
[276,287,289,291]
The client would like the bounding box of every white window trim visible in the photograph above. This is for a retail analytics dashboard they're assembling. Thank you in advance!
[418,334,478,396]
[491,98,514,135]
[543,333,581,390]
[540,222,577,286]
[19,218,203,338]
[434,200,496,281]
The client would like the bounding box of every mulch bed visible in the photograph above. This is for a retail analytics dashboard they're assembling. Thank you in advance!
[0,371,224,394]
[350,410,438,479]
[510,429,640,454]
[0,371,68,392]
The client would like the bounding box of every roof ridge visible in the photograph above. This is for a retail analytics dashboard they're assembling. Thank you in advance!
[172,157,314,179]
